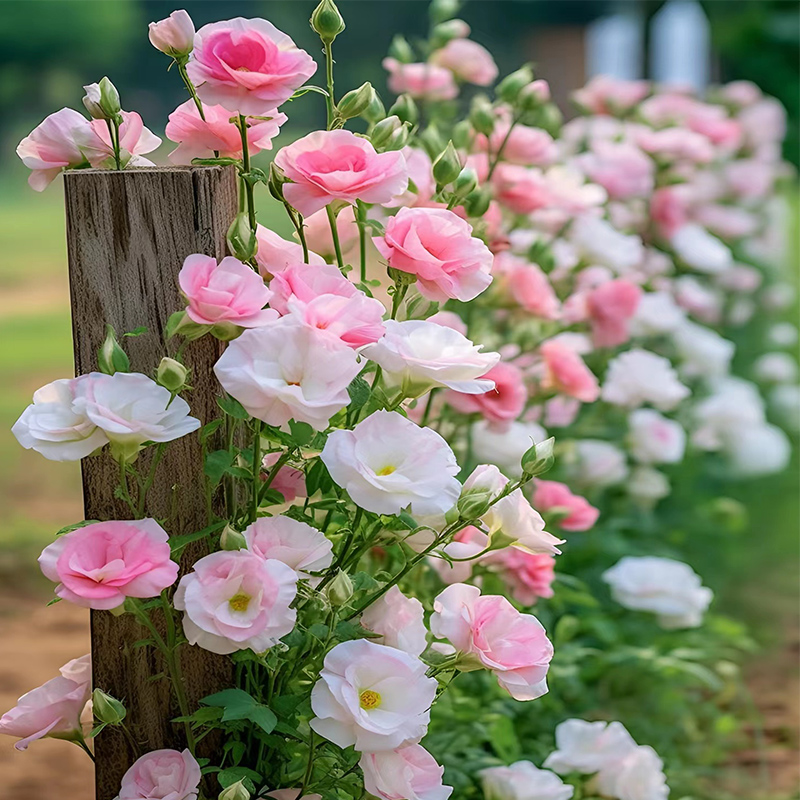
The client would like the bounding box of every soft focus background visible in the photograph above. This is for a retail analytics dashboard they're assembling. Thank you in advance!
[0,1,797,798]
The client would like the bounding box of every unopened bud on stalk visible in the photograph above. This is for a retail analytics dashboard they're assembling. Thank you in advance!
[156,357,188,393]
[98,325,130,376]
[219,781,251,800]
[310,0,345,44]
[83,77,121,121]
[388,34,415,64]
[537,103,563,135]
[220,525,247,551]
[338,82,375,120]
[388,94,418,126]
[469,96,495,136]
[431,19,471,46]
[362,92,386,124]
[452,167,478,199]
[521,436,555,477]
[385,121,412,151]
[520,79,551,107]
[457,489,493,521]
[268,163,288,203]
[370,115,402,149]
[497,65,535,103]
[418,124,446,159]
[451,119,474,150]
[148,10,195,58]
[528,240,556,272]
[463,187,492,218]
[432,141,462,187]
[444,504,460,526]
[429,0,461,25]
[227,212,257,262]
[327,570,354,606]
[92,689,127,725]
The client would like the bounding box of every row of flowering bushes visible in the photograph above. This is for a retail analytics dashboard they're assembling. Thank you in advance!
[3,1,797,799]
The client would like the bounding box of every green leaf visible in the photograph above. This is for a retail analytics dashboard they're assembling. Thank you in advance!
[200,688,277,734]
[289,419,314,446]
[123,326,148,337]
[217,766,262,792]
[306,458,334,496]
[204,449,234,486]
[98,325,130,375]
[346,376,371,411]
[217,395,251,419]
[489,716,521,762]
[169,522,226,556]
[199,418,223,445]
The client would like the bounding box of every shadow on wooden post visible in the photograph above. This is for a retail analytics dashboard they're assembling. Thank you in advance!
[63,166,238,799]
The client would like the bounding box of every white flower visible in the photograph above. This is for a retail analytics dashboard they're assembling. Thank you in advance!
[626,466,671,508]
[726,423,791,477]
[310,640,437,752]
[471,420,549,477]
[672,321,734,380]
[770,384,800,432]
[602,349,690,411]
[480,761,574,800]
[602,556,713,629]
[627,409,686,465]
[629,291,686,338]
[361,586,428,657]
[321,411,461,516]
[692,378,766,451]
[12,376,108,461]
[363,320,500,396]
[570,215,644,274]
[544,719,637,774]
[570,440,629,489]
[753,352,798,384]
[596,745,669,800]
[766,322,798,348]
[671,223,732,273]
[214,316,361,431]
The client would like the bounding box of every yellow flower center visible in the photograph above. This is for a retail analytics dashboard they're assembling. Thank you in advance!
[359,690,381,710]
[228,593,251,613]
[376,465,396,476]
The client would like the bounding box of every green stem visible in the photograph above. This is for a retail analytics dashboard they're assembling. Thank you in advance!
[238,115,257,233]
[176,60,207,121]
[420,389,438,427]
[251,420,261,522]
[356,200,368,283]
[300,730,317,795]
[326,204,345,271]
[73,737,96,763]
[258,450,292,504]
[137,443,166,518]
[324,42,336,128]
[117,460,137,517]
[390,283,409,320]
[486,116,520,180]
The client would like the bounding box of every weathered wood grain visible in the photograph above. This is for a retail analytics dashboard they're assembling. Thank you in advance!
[64,166,238,798]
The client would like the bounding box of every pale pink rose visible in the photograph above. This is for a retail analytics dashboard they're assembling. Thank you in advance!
[243,515,333,576]
[572,76,649,115]
[481,761,574,800]
[650,186,690,238]
[544,396,581,428]
[261,452,307,504]
[586,279,642,348]
[720,80,762,107]
[544,719,637,774]
[725,159,775,201]
[374,207,493,302]
[577,140,654,200]
[601,349,690,412]
[428,310,467,336]
[85,111,162,169]
[693,204,758,240]
[166,100,287,163]
[539,340,599,403]
[539,166,608,220]
[430,39,498,86]
[179,254,274,327]
[532,480,599,532]
[491,164,551,214]
[383,58,458,101]
[596,745,669,800]
[494,253,560,319]
[310,640,437,751]
[148,10,195,57]
[275,129,408,217]
[687,105,742,150]
[673,275,723,324]
[628,409,686,465]
[738,97,787,149]
[636,127,714,164]
[447,362,527,428]
[118,748,201,800]
[187,18,317,114]
[302,205,359,260]
[360,745,452,800]
[430,525,489,585]
[16,108,95,190]
[361,586,428,657]
[389,147,435,207]
[254,225,326,278]
[0,656,91,751]
[478,123,557,167]
[488,549,556,606]
[39,519,178,610]
[213,316,361,431]
[431,583,554,701]
[174,549,297,654]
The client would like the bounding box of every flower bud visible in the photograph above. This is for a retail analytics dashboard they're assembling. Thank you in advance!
[418,124,446,160]
[156,357,188,393]
[463,187,492,218]
[337,82,375,120]
[362,92,386,124]
[219,781,251,800]
[452,167,478,199]
[388,94,418,126]
[98,325,130,375]
[388,34,415,64]
[83,77,121,121]
[268,163,288,203]
[310,0,346,44]
[227,212,258,261]
[469,95,495,136]
[326,570,354,606]
[210,321,243,341]
[535,103,563,136]
[527,240,556,272]
[444,504,460,526]
[370,115,403,149]
[451,119,474,150]
[432,141,462,187]
[220,524,247,551]
[457,489,493,520]
[385,121,412,151]
[92,689,126,725]
[148,10,195,58]
[521,79,550,106]
[497,65,535,104]
[431,19,471,47]
[521,436,555,477]
[429,0,461,25]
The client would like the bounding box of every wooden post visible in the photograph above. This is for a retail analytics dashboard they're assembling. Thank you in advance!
[63,166,238,798]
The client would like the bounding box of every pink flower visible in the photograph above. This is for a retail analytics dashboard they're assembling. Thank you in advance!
[532,480,599,532]
[488,550,556,606]
[38,519,178,610]
[85,111,162,169]
[586,279,642,348]
[16,108,94,191]
[302,205,359,261]
[431,583,554,701]
[118,749,201,800]
[213,316,361,431]
[389,147,435,207]
[275,129,408,217]
[148,10,195,57]
[360,745,453,800]
[429,39,498,86]
[650,186,690,238]
[187,18,317,114]
[544,396,581,428]
[428,310,467,336]
[491,164,551,214]
[539,340,599,403]
[361,586,428,657]
[166,100,287,163]
[636,127,714,164]
[174,549,297,654]
[261,452,307,504]
[572,76,649,115]
[494,252,560,319]
[447,362,527,427]
[383,58,458,101]
[254,225,326,277]
[310,640,437,752]
[0,656,91,751]
[478,123,557,167]
[577,140,654,200]
[374,207,493,302]
[178,254,275,328]
[243,515,333,577]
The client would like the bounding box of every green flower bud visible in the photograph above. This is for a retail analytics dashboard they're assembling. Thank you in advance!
[388,34,415,64]
[497,65,535,104]
[451,119,474,150]
[469,95,496,137]
[98,325,130,375]
[220,524,247,551]
[363,92,387,124]
[210,321,242,341]
[527,240,556,273]
[337,82,375,120]
[521,436,555,477]
[385,121,412,151]
[463,186,492,218]
[418,124,446,160]
[432,141,462,187]
[165,309,209,341]
[388,94,418,126]
[429,0,461,25]
[92,689,126,725]
[310,0,345,44]
[327,570,354,606]
[156,357,188,393]
[452,166,478,199]
[370,115,402,149]
[387,266,417,286]
[457,489,493,520]
[431,19,471,48]
[83,77,121,121]
[444,504,460,526]
[226,212,258,262]
[268,163,289,203]
[219,781,251,800]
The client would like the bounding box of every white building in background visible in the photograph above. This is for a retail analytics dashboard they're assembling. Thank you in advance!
[587,9,645,80]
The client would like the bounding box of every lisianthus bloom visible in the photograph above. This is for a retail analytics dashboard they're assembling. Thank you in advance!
[261,452,307,505]
[374,207,493,302]
[363,320,500,396]
[174,549,297,654]
[0,655,91,751]
[213,316,361,431]
[275,129,408,217]
[532,480,599,532]
[382,58,458,101]
[254,225,326,277]
[601,349,690,411]
[586,279,642,349]
[360,586,428,657]
[487,550,556,606]
[471,419,549,478]
[84,111,161,169]
[39,519,178,610]
[477,122,557,167]
[627,409,686,465]
[570,439,629,489]
[629,291,686,338]
[360,745,453,800]
[166,100,287,163]
[670,223,733,274]
[321,410,461,517]
[310,639,437,752]
[577,140,654,200]
[243,515,333,578]
[301,205,359,261]
[447,362,527,428]
[572,75,649,115]
[187,17,317,114]
[539,340,599,403]
[637,127,714,164]
[569,216,641,273]
[544,719,637,774]
[491,164,551,214]
[118,748,201,800]
[595,745,669,800]
[148,10,195,57]
[493,253,560,319]
[480,761,574,800]
[602,556,713,629]
[431,583,554,701]
[429,38,498,86]
[179,254,275,328]
[388,147,435,207]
